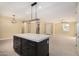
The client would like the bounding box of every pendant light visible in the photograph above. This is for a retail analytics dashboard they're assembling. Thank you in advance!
[11,14,17,23]
[31,2,40,34]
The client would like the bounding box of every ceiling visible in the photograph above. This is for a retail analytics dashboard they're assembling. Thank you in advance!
[0,2,77,22]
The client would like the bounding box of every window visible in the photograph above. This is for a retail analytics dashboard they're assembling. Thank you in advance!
[62,23,70,32]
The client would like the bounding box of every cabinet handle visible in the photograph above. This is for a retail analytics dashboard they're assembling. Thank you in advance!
[31,45,35,47]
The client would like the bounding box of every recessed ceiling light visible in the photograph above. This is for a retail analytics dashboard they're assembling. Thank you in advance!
[39,6,42,9]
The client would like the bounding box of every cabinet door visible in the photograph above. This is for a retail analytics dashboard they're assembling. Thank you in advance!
[13,36,21,55]
[21,39,28,55]
[37,39,49,56]
[21,39,36,56]
[27,45,36,56]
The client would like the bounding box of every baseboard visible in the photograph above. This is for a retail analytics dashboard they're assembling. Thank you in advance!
[0,37,13,40]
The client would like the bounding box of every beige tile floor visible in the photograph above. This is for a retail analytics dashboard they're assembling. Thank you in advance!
[0,35,79,56]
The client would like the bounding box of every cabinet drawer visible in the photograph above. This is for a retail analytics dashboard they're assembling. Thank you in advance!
[22,39,36,47]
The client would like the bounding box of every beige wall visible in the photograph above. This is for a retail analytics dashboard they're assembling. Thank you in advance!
[27,21,76,37]
[61,22,76,36]
[54,22,76,37]
[30,22,37,33]
[0,16,23,39]
[40,20,46,34]
[23,22,28,33]
[0,16,76,39]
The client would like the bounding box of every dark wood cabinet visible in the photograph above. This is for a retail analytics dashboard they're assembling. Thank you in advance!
[13,36,22,55]
[13,36,49,56]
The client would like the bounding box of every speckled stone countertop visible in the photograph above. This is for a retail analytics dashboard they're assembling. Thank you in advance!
[13,33,49,42]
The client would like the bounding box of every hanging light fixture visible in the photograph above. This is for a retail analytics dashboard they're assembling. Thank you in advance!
[11,14,17,23]
[31,2,40,34]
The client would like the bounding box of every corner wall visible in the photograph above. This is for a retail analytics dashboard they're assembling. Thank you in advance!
[0,16,23,39]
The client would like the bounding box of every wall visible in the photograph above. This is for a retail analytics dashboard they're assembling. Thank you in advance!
[30,22,37,33]
[0,16,76,39]
[23,20,76,37]
[0,2,76,39]
[54,22,76,37]
[23,22,28,33]
[40,20,46,34]
[0,16,23,39]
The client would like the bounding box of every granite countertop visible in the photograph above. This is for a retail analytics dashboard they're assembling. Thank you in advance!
[13,33,49,42]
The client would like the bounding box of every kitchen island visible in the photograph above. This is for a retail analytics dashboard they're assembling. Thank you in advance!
[13,33,49,56]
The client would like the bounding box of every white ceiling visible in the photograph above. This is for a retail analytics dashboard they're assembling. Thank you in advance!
[0,2,77,22]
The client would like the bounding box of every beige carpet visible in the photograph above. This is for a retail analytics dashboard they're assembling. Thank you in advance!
[49,35,79,56]
[0,35,79,56]
[0,39,18,56]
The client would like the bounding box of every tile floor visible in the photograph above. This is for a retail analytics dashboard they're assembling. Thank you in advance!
[0,35,79,56]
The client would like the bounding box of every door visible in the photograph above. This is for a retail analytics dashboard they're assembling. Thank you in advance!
[76,22,79,46]
[45,23,52,35]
